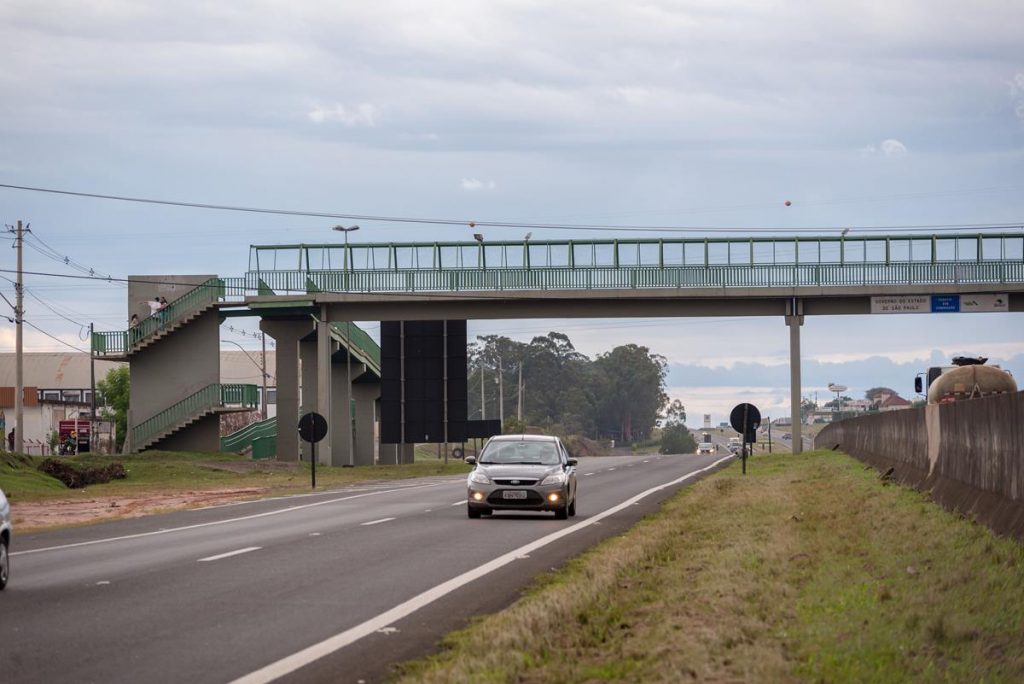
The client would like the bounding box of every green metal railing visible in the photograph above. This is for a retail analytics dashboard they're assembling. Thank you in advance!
[133,383,258,451]
[245,233,1024,294]
[221,416,277,453]
[331,322,381,372]
[92,277,225,357]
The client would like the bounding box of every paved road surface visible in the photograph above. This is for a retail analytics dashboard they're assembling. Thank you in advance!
[1,452,730,684]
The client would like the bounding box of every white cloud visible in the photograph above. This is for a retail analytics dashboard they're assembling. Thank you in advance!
[461,178,496,191]
[307,102,378,127]
[860,138,908,157]
[1010,72,1024,122]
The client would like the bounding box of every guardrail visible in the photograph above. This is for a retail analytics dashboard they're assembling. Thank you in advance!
[246,260,1024,294]
[133,383,258,450]
[220,416,277,453]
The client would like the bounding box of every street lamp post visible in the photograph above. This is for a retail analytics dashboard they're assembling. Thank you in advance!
[332,225,360,467]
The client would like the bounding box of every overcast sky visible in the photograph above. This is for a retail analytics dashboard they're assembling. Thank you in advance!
[1,1,1022,424]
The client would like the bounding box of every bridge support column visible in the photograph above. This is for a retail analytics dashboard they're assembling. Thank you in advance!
[260,318,315,461]
[331,357,357,467]
[353,382,379,466]
[786,299,804,455]
[299,336,318,462]
[316,309,334,466]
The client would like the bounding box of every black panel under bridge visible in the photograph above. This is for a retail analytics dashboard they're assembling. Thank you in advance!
[381,320,501,444]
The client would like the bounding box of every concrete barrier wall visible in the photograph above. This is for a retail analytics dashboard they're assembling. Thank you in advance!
[816,391,1024,539]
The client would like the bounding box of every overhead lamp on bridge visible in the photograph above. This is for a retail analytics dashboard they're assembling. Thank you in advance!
[473,233,484,243]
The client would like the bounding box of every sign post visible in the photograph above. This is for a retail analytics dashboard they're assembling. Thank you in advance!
[729,403,761,475]
[298,412,328,489]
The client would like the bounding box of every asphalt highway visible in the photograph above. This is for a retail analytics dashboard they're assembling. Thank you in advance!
[1,452,731,684]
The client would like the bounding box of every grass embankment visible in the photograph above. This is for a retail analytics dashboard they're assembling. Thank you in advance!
[396,450,1024,683]
[0,450,471,503]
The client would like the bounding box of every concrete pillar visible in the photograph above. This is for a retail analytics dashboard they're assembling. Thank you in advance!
[260,318,314,462]
[378,443,400,465]
[299,337,318,462]
[400,443,415,464]
[353,382,379,466]
[786,298,804,455]
[330,357,354,466]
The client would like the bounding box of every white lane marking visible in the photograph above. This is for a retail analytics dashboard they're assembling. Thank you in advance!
[96,581,110,586]
[198,546,261,562]
[361,518,396,527]
[608,468,617,471]
[643,460,650,463]
[12,482,447,557]
[450,500,466,506]
[309,533,321,537]
[230,454,735,684]
[584,473,595,477]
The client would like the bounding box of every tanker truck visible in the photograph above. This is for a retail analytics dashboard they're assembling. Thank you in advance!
[914,356,1018,404]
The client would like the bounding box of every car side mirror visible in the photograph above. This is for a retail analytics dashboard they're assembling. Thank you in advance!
[567,458,578,467]
[914,376,923,394]
[465,456,477,465]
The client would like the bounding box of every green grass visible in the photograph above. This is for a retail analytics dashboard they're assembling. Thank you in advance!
[0,450,471,504]
[394,450,1024,683]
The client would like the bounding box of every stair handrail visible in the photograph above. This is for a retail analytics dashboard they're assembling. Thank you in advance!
[93,277,225,357]
[132,382,258,450]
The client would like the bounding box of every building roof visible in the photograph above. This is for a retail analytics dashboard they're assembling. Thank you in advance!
[879,393,911,408]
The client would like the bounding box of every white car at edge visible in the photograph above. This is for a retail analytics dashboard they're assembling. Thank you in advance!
[0,487,11,590]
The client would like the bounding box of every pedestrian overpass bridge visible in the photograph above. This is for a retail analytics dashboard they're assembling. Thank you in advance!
[94,231,1024,461]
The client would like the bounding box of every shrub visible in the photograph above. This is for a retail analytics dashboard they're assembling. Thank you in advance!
[38,459,127,489]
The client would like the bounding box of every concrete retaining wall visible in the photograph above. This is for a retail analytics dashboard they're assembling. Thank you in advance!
[815,391,1024,540]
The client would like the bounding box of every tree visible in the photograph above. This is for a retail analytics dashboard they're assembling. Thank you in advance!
[660,424,697,454]
[97,366,129,451]
[663,399,687,426]
[864,387,897,401]
[593,344,668,443]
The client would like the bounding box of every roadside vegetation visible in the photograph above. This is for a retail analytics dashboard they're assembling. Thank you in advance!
[0,450,470,504]
[395,449,1024,683]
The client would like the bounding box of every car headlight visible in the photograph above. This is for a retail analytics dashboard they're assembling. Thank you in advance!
[469,471,491,485]
[539,471,566,486]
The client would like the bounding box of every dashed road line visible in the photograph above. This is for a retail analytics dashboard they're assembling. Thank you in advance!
[360,518,396,527]
[198,547,261,562]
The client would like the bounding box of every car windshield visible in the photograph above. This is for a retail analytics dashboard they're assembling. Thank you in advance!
[480,441,560,465]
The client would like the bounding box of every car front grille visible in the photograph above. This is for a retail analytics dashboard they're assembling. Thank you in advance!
[487,491,545,506]
[493,478,539,486]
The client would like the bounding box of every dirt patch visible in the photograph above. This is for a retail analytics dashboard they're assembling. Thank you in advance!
[11,487,270,532]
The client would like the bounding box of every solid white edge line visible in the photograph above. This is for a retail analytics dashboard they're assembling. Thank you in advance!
[229,454,735,684]
[450,500,466,506]
[198,546,262,562]
[360,517,396,527]
[12,482,447,557]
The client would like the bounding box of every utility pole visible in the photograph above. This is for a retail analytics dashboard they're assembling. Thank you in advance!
[497,355,504,424]
[14,220,24,454]
[89,322,96,453]
[517,363,523,421]
[479,362,486,420]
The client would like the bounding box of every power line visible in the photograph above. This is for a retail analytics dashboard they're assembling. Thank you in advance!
[1,182,1022,234]
[22,319,89,354]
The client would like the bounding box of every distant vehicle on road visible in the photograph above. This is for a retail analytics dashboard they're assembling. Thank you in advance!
[1,487,10,590]
[781,433,792,440]
[465,434,578,520]
[728,437,742,454]
[697,442,715,455]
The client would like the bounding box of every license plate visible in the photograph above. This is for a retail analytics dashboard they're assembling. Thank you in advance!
[502,490,528,500]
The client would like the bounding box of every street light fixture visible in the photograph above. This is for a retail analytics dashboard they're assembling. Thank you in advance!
[332,225,360,272]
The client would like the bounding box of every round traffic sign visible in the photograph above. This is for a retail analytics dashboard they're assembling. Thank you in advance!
[298,412,328,443]
[729,403,761,438]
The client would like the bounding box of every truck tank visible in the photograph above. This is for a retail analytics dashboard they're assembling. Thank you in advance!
[927,363,1018,404]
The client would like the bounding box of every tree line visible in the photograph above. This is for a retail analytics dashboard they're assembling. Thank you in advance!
[469,332,670,444]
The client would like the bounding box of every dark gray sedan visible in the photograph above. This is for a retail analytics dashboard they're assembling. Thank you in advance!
[466,434,578,519]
